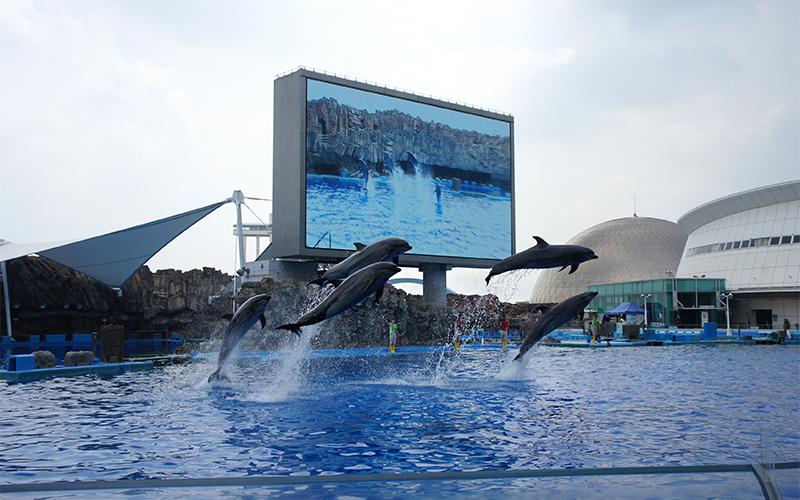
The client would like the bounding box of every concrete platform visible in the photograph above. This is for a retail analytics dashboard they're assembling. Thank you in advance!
[0,360,154,383]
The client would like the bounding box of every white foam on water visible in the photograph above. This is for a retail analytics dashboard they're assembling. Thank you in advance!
[495,348,531,381]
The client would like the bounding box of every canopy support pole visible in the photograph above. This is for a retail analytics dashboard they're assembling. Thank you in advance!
[1,261,12,337]
[232,190,248,295]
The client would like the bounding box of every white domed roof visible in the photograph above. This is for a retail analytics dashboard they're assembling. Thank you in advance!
[529,217,688,303]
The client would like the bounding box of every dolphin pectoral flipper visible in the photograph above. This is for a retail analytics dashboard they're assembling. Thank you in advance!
[277,323,302,336]
[558,264,569,272]
[373,286,384,304]
[259,314,267,329]
[568,264,579,274]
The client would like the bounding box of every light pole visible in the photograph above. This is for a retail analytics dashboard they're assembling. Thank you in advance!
[640,293,652,327]
[720,293,733,336]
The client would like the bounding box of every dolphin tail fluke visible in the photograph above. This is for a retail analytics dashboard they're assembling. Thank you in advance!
[277,324,302,336]
[208,368,225,383]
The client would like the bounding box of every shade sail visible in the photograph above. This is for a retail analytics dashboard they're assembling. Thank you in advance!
[604,302,646,315]
[4,200,228,289]
[0,239,78,262]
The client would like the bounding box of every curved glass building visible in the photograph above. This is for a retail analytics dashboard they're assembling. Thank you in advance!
[677,180,799,329]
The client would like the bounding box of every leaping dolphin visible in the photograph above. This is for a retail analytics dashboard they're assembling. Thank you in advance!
[278,262,401,335]
[485,236,598,284]
[208,294,271,382]
[383,152,398,174]
[514,291,598,362]
[310,237,412,287]
[358,159,369,190]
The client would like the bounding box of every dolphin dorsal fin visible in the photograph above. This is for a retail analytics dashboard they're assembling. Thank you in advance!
[354,243,366,251]
[533,236,549,247]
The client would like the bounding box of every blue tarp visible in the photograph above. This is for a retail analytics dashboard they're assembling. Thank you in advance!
[604,302,646,315]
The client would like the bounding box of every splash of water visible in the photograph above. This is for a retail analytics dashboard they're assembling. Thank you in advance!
[495,347,531,381]
[485,268,539,303]
[432,344,458,387]
[247,325,319,403]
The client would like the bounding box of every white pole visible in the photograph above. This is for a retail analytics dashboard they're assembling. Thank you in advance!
[234,190,246,273]
[724,293,733,336]
[1,261,11,337]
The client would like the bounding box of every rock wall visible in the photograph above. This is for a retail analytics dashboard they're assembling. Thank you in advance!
[2,257,233,337]
[307,97,510,179]
[2,256,579,349]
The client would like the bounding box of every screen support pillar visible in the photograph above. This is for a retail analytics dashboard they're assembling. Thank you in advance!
[421,264,448,306]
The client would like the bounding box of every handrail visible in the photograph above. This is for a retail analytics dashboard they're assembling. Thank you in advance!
[2,462,797,495]
[312,231,332,249]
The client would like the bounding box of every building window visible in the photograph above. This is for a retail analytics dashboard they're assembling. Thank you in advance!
[794,235,800,244]
[770,237,780,245]
[725,242,733,250]
[781,235,791,244]
[733,241,741,249]
[741,240,749,248]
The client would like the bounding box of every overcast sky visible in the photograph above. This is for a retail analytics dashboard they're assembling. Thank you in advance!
[2,0,798,302]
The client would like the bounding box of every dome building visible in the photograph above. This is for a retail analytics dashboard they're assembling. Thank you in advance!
[530,217,688,303]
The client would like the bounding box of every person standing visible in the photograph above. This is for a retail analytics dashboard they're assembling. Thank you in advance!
[387,318,398,353]
[500,315,509,349]
[591,313,600,344]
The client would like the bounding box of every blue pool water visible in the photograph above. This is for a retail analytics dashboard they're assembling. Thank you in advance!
[306,175,512,259]
[1,340,798,498]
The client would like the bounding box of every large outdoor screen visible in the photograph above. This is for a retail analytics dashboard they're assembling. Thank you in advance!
[305,78,513,261]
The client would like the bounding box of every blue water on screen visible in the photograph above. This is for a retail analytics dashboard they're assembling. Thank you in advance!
[306,175,512,259]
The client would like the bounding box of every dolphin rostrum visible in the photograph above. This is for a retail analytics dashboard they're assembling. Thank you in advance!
[310,237,411,287]
[208,294,271,382]
[278,262,401,335]
[485,236,598,284]
[514,291,598,362]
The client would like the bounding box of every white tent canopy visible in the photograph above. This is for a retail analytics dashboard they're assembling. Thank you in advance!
[1,200,228,289]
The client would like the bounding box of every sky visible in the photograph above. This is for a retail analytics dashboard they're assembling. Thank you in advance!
[1,0,798,303]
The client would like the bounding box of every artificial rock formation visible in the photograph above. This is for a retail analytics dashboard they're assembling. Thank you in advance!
[3,256,571,350]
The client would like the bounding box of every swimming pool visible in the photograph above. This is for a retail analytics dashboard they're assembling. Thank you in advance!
[1,339,798,498]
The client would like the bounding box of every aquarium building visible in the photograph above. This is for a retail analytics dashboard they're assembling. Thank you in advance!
[530,180,800,329]
[676,180,799,330]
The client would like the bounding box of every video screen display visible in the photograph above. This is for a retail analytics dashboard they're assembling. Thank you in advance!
[305,79,512,261]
